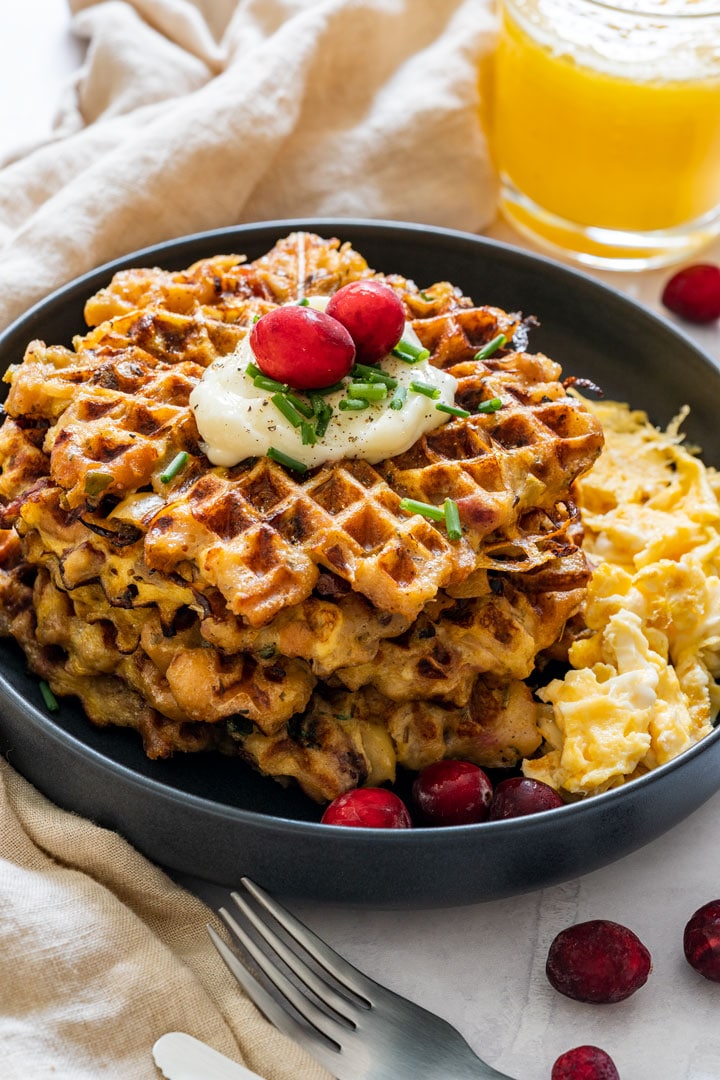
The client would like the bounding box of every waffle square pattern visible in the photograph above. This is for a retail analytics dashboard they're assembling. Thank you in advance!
[0,233,603,802]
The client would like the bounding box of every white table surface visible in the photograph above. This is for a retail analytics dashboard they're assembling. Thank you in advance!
[3,5,720,1080]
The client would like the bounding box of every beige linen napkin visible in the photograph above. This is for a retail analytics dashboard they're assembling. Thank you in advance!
[0,1,498,1076]
[0,0,499,334]
[0,758,332,1080]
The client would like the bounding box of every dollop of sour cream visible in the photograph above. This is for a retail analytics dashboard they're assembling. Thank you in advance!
[190,317,458,470]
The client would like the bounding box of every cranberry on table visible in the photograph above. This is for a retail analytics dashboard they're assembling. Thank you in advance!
[546,919,652,1004]
[326,280,406,364]
[661,263,720,324]
[412,759,493,826]
[684,899,720,982]
[250,304,356,389]
[551,1045,620,1080]
[487,776,564,820]
[321,787,412,828]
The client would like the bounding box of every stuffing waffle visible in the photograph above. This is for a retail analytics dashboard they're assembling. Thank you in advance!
[0,233,603,802]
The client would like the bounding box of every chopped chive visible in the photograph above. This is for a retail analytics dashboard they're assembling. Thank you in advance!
[252,315,260,323]
[246,362,263,379]
[267,447,308,472]
[297,297,310,306]
[347,382,388,401]
[285,392,314,418]
[312,380,347,396]
[271,393,305,428]
[160,451,189,484]
[392,338,430,364]
[39,680,59,713]
[315,409,332,437]
[309,394,333,437]
[409,380,441,400]
[475,333,508,360]
[398,497,445,522]
[419,291,434,301]
[476,397,503,414]
[390,386,408,410]
[351,363,398,388]
[443,498,462,540]
[339,398,370,411]
[254,373,289,393]
[300,421,316,445]
[436,402,470,418]
[84,469,113,496]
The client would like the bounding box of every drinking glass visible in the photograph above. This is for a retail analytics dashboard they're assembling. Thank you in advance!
[490,0,720,269]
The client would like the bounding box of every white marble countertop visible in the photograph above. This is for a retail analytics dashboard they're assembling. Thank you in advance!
[3,4,720,1080]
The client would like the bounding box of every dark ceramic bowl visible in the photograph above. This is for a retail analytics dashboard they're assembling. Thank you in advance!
[1,219,719,908]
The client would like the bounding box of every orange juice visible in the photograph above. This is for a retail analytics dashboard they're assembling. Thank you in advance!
[491,0,720,267]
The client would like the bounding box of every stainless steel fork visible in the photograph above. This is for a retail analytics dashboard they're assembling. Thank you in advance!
[207,878,514,1080]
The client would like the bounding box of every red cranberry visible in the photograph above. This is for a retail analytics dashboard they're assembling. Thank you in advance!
[487,776,564,820]
[546,919,652,1003]
[412,760,493,826]
[250,304,355,389]
[684,899,720,982]
[551,1045,620,1080]
[326,280,406,364]
[661,263,720,324]
[321,788,412,828]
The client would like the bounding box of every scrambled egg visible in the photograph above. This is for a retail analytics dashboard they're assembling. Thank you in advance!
[524,399,720,796]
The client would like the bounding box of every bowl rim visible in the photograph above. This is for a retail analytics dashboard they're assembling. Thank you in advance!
[1,215,719,844]
[1,216,711,369]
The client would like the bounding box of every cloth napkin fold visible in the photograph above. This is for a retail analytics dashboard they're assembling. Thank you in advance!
[0,0,497,1076]
[0,0,498,334]
[0,759,330,1080]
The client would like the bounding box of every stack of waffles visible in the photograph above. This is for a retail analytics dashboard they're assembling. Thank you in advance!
[0,233,603,801]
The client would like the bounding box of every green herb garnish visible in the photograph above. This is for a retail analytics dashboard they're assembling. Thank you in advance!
[297,297,310,306]
[475,333,508,360]
[300,421,317,445]
[285,392,314,419]
[409,380,441,400]
[39,680,59,713]
[443,498,462,540]
[392,338,430,364]
[347,382,388,401]
[271,393,305,428]
[435,402,470,418]
[310,394,333,438]
[160,451,190,484]
[254,373,289,393]
[339,398,370,411]
[312,380,347,396]
[267,447,308,473]
[398,498,445,522]
[476,397,503,414]
[390,386,408,411]
[351,363,398,388]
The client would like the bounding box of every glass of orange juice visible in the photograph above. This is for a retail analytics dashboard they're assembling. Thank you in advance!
[491,0,720,269]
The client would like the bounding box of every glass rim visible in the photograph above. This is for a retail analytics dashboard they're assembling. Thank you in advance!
[506,0,720,18]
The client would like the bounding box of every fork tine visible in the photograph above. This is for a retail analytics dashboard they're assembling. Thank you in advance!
[218,904,348,1047]
[230,888,365,1023]
[241,877,376,1002]
[207,924,341,1076]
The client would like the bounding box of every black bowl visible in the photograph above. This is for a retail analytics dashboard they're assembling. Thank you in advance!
[1,219,718,907]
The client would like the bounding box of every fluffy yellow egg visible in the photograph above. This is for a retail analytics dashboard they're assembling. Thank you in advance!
[524,399,720,797]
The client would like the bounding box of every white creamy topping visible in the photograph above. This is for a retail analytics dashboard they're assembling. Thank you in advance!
[189,322,457,470]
